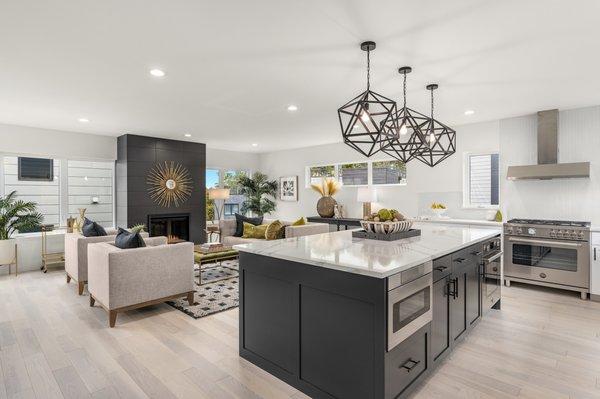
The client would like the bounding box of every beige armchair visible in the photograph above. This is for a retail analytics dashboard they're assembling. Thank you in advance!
[64,229,149,295]
[87,236,195,327]
[219,218,329,246]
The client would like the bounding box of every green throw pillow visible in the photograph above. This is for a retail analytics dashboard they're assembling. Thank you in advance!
[265,220,285,240]
[242,222,268,239]
[291,217,306,226]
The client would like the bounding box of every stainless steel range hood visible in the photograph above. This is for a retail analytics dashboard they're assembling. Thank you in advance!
[507,109,590,180]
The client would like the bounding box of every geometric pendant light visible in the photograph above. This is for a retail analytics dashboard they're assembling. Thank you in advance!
[380,66,429,163]
[411,84,457,167]
[338,41,398,158]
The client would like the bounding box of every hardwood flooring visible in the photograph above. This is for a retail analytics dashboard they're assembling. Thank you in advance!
[1,270,600,398]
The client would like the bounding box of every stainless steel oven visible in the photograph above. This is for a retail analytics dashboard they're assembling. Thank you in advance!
[387,261,432,351]
[481,237,502,312]
[504,219,590,299]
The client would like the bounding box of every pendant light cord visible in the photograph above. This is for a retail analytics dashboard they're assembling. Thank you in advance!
[366,49,371,91]
[403,72,407,109]
[430,87,434,120]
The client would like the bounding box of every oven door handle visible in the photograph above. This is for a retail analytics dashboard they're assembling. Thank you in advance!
[508,237,583,248]
[483,251,503,263]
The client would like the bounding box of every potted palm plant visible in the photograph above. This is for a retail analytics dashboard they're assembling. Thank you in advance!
[0,191,43,264]
[237,172,278,216]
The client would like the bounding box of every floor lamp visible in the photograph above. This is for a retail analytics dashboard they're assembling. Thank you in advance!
[208,188,231,222]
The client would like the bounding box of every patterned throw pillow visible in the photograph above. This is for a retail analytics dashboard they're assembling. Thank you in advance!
[242,222,269,239]
[291,217,306,226]
[265,220,284,240]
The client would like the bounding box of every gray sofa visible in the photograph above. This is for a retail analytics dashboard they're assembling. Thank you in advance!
[219,218,329,246]
[87,236,194,327]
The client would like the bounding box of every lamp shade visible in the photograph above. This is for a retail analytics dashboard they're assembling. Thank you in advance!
[357,187,377,203]
[208,188,230,200]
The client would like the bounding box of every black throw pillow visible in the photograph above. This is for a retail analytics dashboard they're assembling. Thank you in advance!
[81,218,108,237]
[234,213,263,237]
[114,227,146,249]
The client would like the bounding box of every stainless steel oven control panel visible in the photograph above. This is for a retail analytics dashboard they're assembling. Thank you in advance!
[504,223,589,241]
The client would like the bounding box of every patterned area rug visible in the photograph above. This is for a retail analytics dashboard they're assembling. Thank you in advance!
[167,259,239,319]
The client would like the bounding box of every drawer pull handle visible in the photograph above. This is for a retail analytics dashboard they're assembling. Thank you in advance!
[471,251,483,256]
[454,258,466,263]
[434,266,448,272]
[400,358,420,372]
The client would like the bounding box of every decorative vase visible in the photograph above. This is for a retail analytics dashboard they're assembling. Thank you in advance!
[317,196,337,218]
[74,208,87,232]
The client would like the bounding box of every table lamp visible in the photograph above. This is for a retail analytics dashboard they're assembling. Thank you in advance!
[208,188,231,221]
[357,187,377,218]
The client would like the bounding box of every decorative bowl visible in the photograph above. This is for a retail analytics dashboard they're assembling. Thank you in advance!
[431,208,446,217]
[360,220,413,234]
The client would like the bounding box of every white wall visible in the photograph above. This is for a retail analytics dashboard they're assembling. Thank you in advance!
[500,106,600,224]
[206,148,260,172]
[0,123,117,160]
[259,120,500,221]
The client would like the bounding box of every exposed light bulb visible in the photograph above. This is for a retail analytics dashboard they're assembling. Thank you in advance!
[428,132,436,144]
[360,110,370,122]
[399,124,408,135]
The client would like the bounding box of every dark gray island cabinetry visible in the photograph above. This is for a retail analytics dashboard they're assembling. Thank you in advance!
[236,225,502,399]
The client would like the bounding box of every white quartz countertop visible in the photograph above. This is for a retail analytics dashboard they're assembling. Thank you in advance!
[234,223,501,278]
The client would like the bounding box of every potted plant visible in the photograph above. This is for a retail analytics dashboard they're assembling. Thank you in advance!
[311,178,340,218]
[0,191,43,264]
[237,172,278,216]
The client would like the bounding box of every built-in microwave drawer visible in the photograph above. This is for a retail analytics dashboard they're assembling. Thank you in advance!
[385,323,429,399]
[432,255,452,282]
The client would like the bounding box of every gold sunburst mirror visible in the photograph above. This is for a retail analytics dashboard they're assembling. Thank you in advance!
[147,161,193,207]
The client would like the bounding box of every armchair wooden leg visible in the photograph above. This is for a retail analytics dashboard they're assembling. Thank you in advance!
[78,281,85,296]
[89,295,95,307]
[187,292,194,306]
[66,274,71,283]
[109,311,117,328]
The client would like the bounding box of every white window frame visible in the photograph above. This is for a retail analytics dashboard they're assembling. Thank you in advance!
[462,151,500,210]
[305,159,408,188]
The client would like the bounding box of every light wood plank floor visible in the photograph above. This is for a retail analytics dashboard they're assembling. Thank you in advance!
[2,270,600,399]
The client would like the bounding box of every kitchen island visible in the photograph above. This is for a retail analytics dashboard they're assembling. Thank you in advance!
[235,223,502,399]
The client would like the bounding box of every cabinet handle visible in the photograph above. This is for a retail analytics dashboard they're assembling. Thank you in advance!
[471,251,483,256]
[400,358,420,372]
[595,248,597,261]
[448,278,457,299]
[454,258,466,263]
[435,266,448,272]
[454,277,459,298]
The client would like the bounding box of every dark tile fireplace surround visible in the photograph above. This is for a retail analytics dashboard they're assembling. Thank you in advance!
[116,134,206,243]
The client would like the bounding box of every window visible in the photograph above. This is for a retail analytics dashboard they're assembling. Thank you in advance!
[309,165,335,186]
[18,157,54,181]
[3,156,61,226]
[223,170,246,195]
[464,153,499,208]
[67,160,114,227]
[224,203,239,217]
[206,169,220,189]
[372,160,406,185]
[339,163,368,186]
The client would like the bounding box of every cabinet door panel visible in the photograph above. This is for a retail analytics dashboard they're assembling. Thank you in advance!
[450,268,467,342]
[466,261,481,326]
[431,278,450,362]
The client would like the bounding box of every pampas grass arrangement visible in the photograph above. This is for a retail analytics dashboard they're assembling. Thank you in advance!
[311,177,340,197]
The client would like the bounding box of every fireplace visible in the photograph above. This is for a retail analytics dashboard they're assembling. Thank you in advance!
[148,213,190,242]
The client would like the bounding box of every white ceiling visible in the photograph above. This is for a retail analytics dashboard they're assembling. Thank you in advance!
[1,0,600,152]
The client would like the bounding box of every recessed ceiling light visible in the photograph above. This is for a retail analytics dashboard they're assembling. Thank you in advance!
[464,109,475,116]
[251,143,258,147]
[287,105,298,112]
[78,118,90,123]
[184,133,192,137]
[149,68,166,77]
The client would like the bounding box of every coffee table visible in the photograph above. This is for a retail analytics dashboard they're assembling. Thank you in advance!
[193,246,239,285]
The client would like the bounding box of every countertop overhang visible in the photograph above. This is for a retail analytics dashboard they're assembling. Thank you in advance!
[234,223,501,278]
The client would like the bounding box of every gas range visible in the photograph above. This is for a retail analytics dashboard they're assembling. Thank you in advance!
[504,219,590,241]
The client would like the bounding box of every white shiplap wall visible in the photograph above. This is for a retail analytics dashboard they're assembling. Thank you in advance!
[3,157,61,225]
[68,160,114,227]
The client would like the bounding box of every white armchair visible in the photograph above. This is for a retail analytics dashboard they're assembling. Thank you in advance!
[87,236,195,327]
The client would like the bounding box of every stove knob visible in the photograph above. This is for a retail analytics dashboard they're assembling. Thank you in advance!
[557,230,564,237]
[579,231,585,239]
[506,227,513,234]
[516,227,523,234]
[550,229,557,237]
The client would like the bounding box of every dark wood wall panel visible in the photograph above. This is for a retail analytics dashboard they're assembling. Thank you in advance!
[116,134,206,243]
